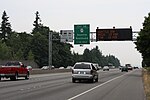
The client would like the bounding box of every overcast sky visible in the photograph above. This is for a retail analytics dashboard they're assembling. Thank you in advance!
[0,0,150,67]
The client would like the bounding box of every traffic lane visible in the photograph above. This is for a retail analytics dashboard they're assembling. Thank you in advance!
[68,69,145,100]
[0,69,120,89]
[0,69,123,100]
[0,69,125,100]
[0,73,71,95]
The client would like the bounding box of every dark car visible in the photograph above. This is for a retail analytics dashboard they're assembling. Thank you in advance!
[121,66,128,72]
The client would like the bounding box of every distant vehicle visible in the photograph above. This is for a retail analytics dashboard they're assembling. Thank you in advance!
[72,62,98,83]
[59,67,65,69]
[125,64,133,70]
[41,66,50,70]
[0,61,29,81]
[121,66,128,72]
[103,66,109,71]
[66,66,72,69]
[133,67,139,69]
[27,66,32,71]
[111,66,115,69]
[119,66,122,70]
[93,63,100,70]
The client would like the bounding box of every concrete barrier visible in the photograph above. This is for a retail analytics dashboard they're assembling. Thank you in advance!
[30,69,71,75]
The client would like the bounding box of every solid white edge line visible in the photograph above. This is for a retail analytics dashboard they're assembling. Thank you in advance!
[68,71,133,100]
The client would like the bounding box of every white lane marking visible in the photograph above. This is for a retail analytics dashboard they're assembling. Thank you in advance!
[68,71,133,100]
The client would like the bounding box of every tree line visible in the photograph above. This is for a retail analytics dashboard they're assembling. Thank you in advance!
[135,12,150,67]
[0,11,120,68]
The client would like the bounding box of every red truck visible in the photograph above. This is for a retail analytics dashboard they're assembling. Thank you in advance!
[0,61,29,81]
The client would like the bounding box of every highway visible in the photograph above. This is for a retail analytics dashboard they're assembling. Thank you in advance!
[0,69,145,100]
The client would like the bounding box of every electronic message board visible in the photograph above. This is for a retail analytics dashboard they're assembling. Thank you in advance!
[96,28,132,41]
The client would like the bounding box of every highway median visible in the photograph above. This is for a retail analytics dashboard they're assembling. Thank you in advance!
[30,69,71,75]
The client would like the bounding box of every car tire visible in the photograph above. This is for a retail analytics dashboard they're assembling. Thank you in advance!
[25,72,29,80]
[72,78,76,83]
[0,76,1,81]
[14,73,18,80]
[10,73,18,81]
[95,77,98,82]
[90,78,94,83]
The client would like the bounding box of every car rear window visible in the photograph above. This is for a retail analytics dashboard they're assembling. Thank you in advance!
[74,64,91,69]
[5,62,20,66]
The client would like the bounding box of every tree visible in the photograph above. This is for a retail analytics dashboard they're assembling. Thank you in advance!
[31,31,49,67]
[82,46,120,67]
[135,13,150,67]
[0,40,12,60]
[52,42,73,68]
[0,11,12,43]
[32,11,42,34]
[107,55,120,67]
[90,46,103,65]
[27,50,34,61]
[83,48,91,62]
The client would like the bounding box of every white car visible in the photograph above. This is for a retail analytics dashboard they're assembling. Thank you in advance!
[103,66,109,71]
[66,66,72,69]
[59,67,65,69]
[41,66,50,70]
[72,62,98,83]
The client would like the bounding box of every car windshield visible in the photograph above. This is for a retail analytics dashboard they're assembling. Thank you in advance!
[5,62,20,66]
[74,64,91,69]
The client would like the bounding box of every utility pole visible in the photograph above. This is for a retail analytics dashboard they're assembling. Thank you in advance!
[49,31,52,69]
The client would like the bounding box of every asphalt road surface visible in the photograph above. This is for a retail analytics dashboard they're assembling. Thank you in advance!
[0,69,146,100]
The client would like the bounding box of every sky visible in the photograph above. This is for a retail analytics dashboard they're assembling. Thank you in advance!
[0,0,150,67]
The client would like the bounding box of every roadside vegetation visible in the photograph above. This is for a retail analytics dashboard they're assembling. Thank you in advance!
[135,12,150,100]
[143,68,150,100]
[0,11,120,68]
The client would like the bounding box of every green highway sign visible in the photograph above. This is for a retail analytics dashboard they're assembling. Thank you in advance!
[74,24,90,44]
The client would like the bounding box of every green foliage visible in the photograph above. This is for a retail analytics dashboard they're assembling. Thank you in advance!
[72,52,83,64]
[32,11,42,34]
[106,55,120,67]
[31,31,48,67]
[6,32,32,60]
[82,46,120,67]
[0,11,12,43]
[27,50,34,61]
[135,13,150,67]
[52,42,73,68]
[0,41,12,60]
[83,48,91,62]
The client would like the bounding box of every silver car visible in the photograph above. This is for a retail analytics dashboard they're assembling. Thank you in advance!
[72,62,98,83]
